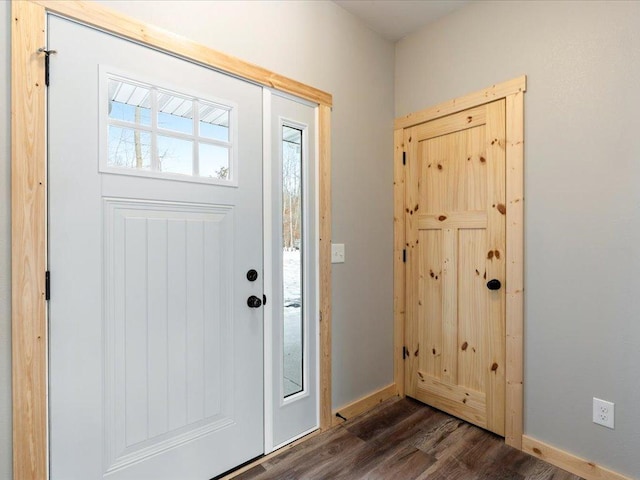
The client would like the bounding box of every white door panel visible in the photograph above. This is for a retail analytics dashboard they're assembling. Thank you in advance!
[49,15,263,480]
[267,92,318,449]
[104,200,235,470]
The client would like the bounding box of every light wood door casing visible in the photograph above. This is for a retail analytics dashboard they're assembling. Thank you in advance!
[404,99,506,435]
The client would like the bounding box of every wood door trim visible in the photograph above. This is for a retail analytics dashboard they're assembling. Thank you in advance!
[30,0,333,107]
[318,104,333,431]
[394,76,525,130]
[393,128,406,399]
[393,76,526,449]
[504,89,525,449]
[11,1,333,477]
[11,2,48,479]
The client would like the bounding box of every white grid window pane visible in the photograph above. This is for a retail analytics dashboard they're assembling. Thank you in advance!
[108,79,152,126]
[200,104,229,142]
[158,135,193,175]
[108,126,152,169]
[199,144,230,179]
[157,92,193,135]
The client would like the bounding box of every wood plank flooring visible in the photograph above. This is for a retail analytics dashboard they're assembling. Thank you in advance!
[232,397,583,480]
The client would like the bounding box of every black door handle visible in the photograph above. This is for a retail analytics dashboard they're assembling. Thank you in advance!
[247,295,262,308]
[246,269,258,281]
[486,279,501,291]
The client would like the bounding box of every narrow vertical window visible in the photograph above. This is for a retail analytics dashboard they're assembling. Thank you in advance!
[282,126,303,398]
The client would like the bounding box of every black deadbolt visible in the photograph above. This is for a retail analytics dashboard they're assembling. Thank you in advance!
[246,269,258,281]
[247,295,262,308]
[486,279,501,290]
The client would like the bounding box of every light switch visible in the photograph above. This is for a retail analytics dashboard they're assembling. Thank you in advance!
[331,243,345,263]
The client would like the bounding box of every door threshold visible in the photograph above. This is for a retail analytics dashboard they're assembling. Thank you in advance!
[212,455,264,480]
[217,429,321,479]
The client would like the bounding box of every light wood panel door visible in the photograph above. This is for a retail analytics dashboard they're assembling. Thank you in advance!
[404,99,506,435]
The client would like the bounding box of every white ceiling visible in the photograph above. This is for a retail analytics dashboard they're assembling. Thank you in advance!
[333,0,471,42]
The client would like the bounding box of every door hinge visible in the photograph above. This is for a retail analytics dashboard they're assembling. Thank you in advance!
[403,346,409,360]
[45,271,50,301]
[263,294,267,306]
[402,151,406,165]
[403,249,406,263]
[38,47,57,87]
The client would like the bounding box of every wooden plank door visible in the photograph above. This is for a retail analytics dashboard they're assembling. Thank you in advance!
[404,99,506,435]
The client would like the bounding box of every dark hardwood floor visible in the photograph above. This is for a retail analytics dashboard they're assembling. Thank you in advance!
[233,397,583,480]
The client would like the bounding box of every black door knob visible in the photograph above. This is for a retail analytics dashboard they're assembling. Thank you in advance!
[247,295,262,308]
[486,279,501,290]
[246,269,258,281]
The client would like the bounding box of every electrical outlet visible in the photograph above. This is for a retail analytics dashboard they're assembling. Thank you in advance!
[593,397,615,429]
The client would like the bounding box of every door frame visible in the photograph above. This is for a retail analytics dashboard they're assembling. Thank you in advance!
[263,89,321,452]
[393,76,526,449]
[11,1,333,477]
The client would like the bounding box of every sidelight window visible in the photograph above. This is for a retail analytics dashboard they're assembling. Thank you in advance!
[282,125,304,398]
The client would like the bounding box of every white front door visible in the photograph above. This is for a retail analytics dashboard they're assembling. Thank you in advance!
[48,15,263,479]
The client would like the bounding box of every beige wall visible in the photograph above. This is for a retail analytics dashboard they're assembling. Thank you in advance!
[0,2,395,475]
[396,1,640,477]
